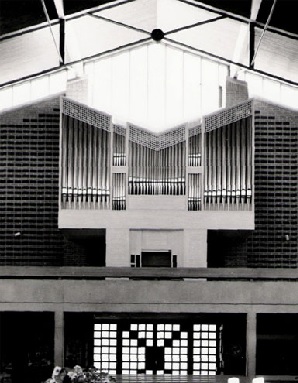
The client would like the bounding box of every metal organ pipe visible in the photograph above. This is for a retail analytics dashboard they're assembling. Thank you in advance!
[128,140,186,195]
[61,115,110,209]
[204,117,252,210]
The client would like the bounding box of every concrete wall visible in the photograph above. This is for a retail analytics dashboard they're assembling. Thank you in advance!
[1,278,298,313]
[59,209,254,230]
[106,228,130,266]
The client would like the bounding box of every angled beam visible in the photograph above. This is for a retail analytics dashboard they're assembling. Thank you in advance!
[53,0,64,18]
[166,15,226,35]
[51,0,65,65]
[59,17,65,65]
[249,0,263,69]
[250,0,263,21]
[249,22,255,69]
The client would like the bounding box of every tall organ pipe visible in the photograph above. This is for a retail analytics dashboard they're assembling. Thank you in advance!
[128,140,186,195]
[61,115,110,209]
[204,117,252,210]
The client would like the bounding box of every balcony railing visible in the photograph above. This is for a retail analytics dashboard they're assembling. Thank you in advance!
[1,267,298,281]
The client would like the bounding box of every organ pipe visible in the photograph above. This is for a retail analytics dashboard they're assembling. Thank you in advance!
[113,132,126,166]
[112,173,126,210]
[128,141,186,195]
[204,116,252,210]
[61,114,110,209]
[188,174,201,211]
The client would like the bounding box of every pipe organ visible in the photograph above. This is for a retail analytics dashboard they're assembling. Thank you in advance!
[61,112,110,209]
[204,106,252,210]
[60,98,253,212]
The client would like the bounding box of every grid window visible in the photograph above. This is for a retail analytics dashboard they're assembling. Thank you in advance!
[93,323,117,374]
[193,324,217,375]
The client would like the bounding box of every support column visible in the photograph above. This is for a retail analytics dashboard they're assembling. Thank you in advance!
[59,18,65,65]
[249,22,255,68]
[106,228,130,266]
[183,229,207,267]
[246,311,257,379]
[54,310,64,367]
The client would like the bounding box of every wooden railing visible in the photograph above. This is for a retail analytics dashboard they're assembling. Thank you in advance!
[0,267,298,281]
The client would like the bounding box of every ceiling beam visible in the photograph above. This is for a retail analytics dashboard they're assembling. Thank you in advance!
[250,0,262,21]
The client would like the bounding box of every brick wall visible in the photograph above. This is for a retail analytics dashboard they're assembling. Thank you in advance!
[0,98,63,265]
